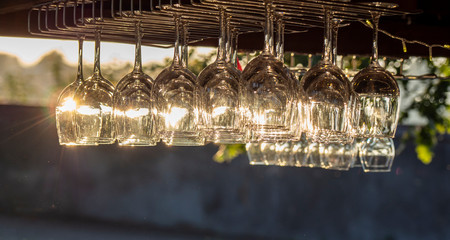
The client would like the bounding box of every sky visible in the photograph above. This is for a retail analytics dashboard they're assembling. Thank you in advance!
[0,37,214,66]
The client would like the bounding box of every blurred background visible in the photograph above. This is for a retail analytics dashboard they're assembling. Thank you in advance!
[0,36,449,240]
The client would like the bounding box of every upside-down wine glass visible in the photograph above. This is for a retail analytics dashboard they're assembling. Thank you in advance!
[198,7,245,144]
[56,35,85,146]
[359,137,395,172]
[153,16,204,146]
[74,28,115,145]
[317,18,358,170]
[331,18,360,141]
[292,134,309,167]
[241,0,296,142]
[300,9,353,144]
[246,142,279,166]
[276,12,303,140]
[319,141,357,171]
[113,21,158,146]
[302,142,321,168]
[352,6,400,138]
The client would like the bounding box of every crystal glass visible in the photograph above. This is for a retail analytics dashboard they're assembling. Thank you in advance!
[350,138,364,168]
[332,19,360,142]
[246,143,264,165]
[300,9,353,144]
[304,142,321,168]
[359,137,395,172]
[352,9,400,138]
[246,143,277,165]
[198,8,245,144]
[292,135,309,167]
[113,21,158,146]
[56,35,85,146]
[275,142,293,166]
[319,141,357,171]
[153,16,204,146]
[74,29,115,145]
[241,1,296,142]
[276,12,303,140]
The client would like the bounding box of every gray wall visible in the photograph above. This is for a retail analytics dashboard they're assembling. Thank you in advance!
[0,105,449,240]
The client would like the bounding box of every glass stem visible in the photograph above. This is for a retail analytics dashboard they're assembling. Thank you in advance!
[276,16,285,62]
[371,12,381,65]
[263,0,274,55]
[231,30,239,67]
[217,7,227,62]
[322,9,332,63]
[181,20,189,68]
[225,13,233,64]
[331,19,340,66]
[93,28,102,77]
[76,35,85,82]
[133,21,143,73]
[172,15,182,67]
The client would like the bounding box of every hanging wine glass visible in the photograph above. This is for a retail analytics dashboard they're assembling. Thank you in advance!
[246,143,264,165]
[292,134,309,167]
[56,35,85,146]
[332,18,360,143]
[74,28,115,145]
[153,16,204,146]
[276,142,295,166]
[198,7,245,144]
[359,137,395,172]
[300,9,353,144]
[350,138,364,168]
[319,141,357,171]
[304,142,321,168]
[352,5,400,138]
[241,0,296,142]
[113,21,158,146]
[275,12,303,140]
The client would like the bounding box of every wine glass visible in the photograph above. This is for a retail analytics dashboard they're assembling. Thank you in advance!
[304,142,321,168]
[300,9,353,144]
[241,0,296,142]
[275,12,303,140]
[113,21,158,146]
[292,134,309,167]
[246,143,277,165]
[350,138,364,168]
[153,16,204,146]
[319,141,357,171]
[352,5,400,138]
[56,35,85,146]
[246,143,264,165]
[74,28,115,145]
[198,7,245,144]
[332,18,360,143]
[359,137,395,172]
[275,142,294,166]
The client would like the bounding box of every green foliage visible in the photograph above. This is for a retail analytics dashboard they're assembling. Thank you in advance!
[398,58,450,164]
[213,144,246,163]
[3,73,33,103]
[188,49,216,75]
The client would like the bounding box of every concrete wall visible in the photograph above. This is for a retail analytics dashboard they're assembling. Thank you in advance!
[0,105,449,240]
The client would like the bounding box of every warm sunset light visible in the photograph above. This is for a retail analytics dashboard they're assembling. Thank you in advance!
[0,37,212,65]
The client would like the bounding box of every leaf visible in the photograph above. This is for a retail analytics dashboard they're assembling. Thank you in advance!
[213,144,246,163]
[415,144,434,165]
[436,123,446,135]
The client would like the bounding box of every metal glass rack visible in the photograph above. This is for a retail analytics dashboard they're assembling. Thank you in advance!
[27,0,412,49]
